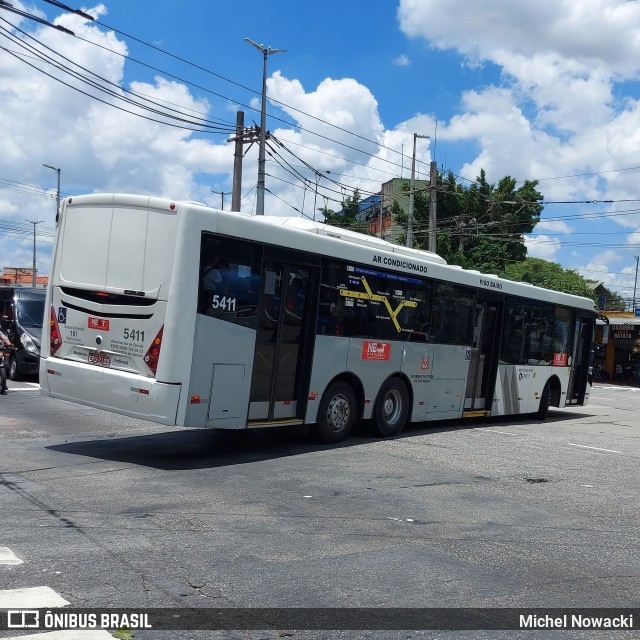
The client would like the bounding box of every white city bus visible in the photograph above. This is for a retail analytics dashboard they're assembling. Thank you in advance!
[40,193,595,442]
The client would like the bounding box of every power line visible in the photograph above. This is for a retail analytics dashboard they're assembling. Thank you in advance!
[27,2,422,174]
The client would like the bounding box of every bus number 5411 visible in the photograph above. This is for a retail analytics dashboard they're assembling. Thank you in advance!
[211,295,236,311]
[124,328,145,341]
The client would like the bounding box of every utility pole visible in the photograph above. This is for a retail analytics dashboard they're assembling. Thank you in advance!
[407,134,429,247]
[27,220,43,287]
[230,111,244,212]
[43,163,61,222]
[245,38,286,216]
[227,114,262,213]
[211,190,231,210]
[428,159,438,253]
[633,255,639,312]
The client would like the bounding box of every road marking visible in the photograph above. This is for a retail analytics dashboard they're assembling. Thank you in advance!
[0,547,23,565]
[5,631,114,640]
[0,549,113,639]
[479,429,519,436]
[0,586,69,608]
[567,443,622,454]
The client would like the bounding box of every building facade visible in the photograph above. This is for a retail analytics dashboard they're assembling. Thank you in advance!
[357,178,430,243]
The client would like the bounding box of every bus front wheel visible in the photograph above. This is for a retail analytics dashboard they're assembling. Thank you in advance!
[314,381,357,444]
[373,377,409,437]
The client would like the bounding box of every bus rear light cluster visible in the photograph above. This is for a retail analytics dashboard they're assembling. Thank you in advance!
[49,306,62,356]
[144,326,164,375]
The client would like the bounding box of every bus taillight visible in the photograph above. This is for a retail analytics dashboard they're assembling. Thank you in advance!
[144,326,164,375]
[50,306,62,356]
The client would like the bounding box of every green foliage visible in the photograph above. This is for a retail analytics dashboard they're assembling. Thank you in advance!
[500,258,595,299]
[320,189,369,234]
[395,169,543,273]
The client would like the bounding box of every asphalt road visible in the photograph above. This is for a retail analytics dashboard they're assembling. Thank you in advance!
[1,380,639,639]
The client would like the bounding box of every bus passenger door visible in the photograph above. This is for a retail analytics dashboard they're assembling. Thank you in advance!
[248,259,317,423]
[464,298,502,414]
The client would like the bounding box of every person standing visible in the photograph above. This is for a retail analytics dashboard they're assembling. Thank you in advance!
[0,328,11,395]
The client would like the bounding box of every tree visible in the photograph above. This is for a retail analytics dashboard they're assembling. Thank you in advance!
[394,169,544,273]
[320,188,368,234]
[500,258,596,299]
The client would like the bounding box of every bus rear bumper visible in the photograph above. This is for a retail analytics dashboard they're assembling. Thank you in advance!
[40,358,181,426]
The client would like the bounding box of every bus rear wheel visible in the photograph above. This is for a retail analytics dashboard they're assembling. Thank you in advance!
[536,381,551,420]
[314,381,357,444]
[373,377,409,437]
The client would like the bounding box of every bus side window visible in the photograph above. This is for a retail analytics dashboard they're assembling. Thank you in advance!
[432,282,474,345]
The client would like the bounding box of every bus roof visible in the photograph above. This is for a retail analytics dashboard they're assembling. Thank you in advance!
[63,193,596,312]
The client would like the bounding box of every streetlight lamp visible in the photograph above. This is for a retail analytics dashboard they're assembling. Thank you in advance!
[245,37,286,216]
[211,190,231,210]
[43,163,61,222]
[26,220,43,287]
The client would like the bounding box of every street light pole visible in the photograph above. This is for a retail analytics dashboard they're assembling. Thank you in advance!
[245,38,286,216]
[407,134,429,247]
[27,220,43,287]
[43,163,61,222]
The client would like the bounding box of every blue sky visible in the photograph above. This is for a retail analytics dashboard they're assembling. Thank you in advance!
[2,0,640,305]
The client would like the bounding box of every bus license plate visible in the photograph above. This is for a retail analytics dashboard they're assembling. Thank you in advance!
[88,352,111,367]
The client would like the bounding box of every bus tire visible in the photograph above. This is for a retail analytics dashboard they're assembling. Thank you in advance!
[373,376,409,437]
[9,355,21,381]
[536,381,551,420]
[314,381,357,444]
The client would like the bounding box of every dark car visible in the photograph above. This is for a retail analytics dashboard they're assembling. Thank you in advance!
[0,287,46,380]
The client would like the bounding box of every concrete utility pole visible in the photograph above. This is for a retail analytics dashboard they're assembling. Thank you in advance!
[230,111,245,212]
[43,163,61,222]
[245,38,286,216]
[27,220,43,287]
[407,134,429,247]
[428,159,438,253]
[633,255,639,312]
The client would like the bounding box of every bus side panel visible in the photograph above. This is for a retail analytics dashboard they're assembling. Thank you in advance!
[346,338,403,421]
[493,365,524,415]
[493,365,572,415]
[184,315,256,428]
[304,335,350,425]
[42,360,180,425]
[401,343,436,422]
[424,344,469,420]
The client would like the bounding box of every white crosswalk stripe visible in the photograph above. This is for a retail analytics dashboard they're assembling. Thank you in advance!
[1,547,113,639]
[0,546,23,565]
[0,586,69,608]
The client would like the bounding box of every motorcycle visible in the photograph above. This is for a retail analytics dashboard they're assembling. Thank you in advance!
[0,347,8,395]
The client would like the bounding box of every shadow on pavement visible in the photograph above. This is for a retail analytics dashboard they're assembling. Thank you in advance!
[46,407,593,471]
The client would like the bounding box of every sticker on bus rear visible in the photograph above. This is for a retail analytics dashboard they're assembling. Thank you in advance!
[57,307,67,324]
[88,317,110,331]
[362,341,390,361]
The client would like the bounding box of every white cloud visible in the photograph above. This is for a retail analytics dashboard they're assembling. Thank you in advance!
[534,220,573,234]
[0,8,239,271]
[393,55,410,66]
[524,234,562,260]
